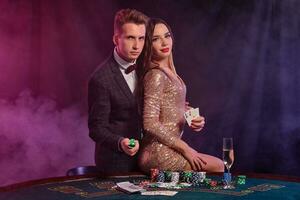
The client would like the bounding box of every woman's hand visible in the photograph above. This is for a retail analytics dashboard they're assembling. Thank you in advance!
[182,147,207,171]
[174,138,207,171]
[190,116,205,132]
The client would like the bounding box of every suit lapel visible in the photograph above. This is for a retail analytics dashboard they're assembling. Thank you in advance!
[109,58,136,104]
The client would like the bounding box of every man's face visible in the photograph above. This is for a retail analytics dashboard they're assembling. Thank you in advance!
[113,23,146,62]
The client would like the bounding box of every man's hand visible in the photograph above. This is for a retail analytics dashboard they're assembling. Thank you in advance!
[190,116,205,132]
[120,138,139,156]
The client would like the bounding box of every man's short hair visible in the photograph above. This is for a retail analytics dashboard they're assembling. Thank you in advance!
[114,9,148,35]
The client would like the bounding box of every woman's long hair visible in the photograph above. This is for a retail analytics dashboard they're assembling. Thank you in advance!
[136,18,176,115]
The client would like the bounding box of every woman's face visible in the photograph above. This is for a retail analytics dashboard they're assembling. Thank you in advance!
[151,23,173,61]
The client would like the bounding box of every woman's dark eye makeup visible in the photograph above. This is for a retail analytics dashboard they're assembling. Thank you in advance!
[165,33,171,38]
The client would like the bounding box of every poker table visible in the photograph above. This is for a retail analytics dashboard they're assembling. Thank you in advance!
[1,172,300,200]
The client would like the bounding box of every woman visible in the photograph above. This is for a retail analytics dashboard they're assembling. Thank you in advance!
[138,18,224,173]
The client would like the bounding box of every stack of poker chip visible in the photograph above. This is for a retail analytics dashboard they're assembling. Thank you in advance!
[179,171,185,182]
[190,172,206,186]
[170,172,180,183]
[191,172,201,186]
[237,175,246,185]
[157,171,165,182]
[204,178,212,186]
[164,171,172,182]
[198,172,206,183]
[150,168,159,182]
[223,172,232,185]
[153,170,208,186]
[183,171,193,183]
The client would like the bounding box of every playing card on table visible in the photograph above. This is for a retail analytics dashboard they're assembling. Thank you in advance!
[141,191,178,196]
[116,182,146,194]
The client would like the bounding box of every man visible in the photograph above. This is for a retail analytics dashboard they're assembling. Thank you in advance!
[88,9,148,173]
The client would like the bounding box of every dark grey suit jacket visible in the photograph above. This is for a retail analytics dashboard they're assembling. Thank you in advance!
[88,54,141,173]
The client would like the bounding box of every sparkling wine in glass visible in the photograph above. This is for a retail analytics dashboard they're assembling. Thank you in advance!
[223,137,235,189]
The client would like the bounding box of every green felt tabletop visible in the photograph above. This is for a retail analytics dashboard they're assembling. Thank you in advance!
[1,175,300,200]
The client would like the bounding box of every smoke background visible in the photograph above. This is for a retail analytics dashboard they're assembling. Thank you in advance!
[1,0,300,186]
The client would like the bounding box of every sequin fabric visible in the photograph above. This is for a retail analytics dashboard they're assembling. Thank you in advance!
[139,68,188,173]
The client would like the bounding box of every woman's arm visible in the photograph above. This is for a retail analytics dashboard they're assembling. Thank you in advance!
[143,69,177,147]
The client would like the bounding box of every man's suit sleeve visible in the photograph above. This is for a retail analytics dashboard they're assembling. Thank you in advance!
[88,77,122,152]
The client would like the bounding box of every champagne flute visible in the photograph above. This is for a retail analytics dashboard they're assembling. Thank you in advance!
[223,137,235,189]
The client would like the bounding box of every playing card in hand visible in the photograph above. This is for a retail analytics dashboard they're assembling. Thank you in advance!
[184,108,200,126]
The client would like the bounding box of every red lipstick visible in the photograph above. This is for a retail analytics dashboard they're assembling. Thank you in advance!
[161,48,169,53]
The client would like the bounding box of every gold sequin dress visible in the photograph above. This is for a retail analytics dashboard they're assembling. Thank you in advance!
[138,67,188,173]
